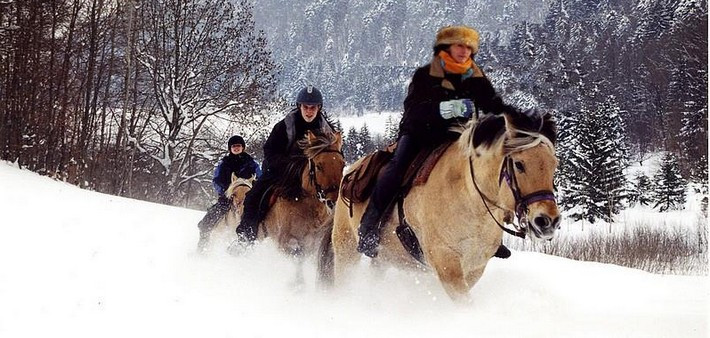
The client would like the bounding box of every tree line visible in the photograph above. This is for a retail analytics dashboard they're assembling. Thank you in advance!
[0,0,278,207]
[254,0,708,222]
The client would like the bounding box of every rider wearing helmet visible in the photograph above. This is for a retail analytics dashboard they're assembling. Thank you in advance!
[234,86,335,246]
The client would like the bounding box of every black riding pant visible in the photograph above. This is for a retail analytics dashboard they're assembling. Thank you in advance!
[236,171,278,240]
[198,196,231,233]
[364,135,421,221]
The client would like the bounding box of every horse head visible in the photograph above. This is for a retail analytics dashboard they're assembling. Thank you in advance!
[300,130,345,203]
[498,110,560,240]
[226,173,254,209]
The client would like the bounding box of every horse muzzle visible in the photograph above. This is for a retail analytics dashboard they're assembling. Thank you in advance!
[525,201,560,240]
[317,185,340,204]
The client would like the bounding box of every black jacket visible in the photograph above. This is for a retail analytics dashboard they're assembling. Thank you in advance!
[262,108,334,177]
[212,152,261,196]
[400,58,514,143]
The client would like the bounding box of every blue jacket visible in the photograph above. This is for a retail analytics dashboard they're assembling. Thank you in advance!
[212,152,261,197]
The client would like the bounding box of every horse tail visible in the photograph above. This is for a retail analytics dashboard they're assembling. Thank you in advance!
[316,214,335,287]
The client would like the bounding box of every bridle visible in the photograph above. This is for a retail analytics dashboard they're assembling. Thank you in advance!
[468,152,556,239]
[308,149,344,206]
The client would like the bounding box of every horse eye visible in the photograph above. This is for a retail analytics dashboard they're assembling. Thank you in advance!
[514,161,525,172]
[316,164,323,171]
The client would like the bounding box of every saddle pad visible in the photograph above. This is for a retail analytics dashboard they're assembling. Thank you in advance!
[411,142,453,186]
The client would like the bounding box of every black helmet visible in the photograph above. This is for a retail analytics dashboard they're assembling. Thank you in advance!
[296,85,323,105]
[227,135,245,149]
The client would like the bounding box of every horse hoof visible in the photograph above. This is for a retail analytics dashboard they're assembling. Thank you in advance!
[227,239,253,256]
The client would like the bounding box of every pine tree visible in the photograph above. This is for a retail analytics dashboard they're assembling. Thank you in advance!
[359,124,375,156]
[344,126,360,164]
[384,115,399,145]
[628,171,653,207]
[652,152,687,211]
[564,96,629,223]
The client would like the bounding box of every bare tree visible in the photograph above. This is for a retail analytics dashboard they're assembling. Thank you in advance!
[134,0,277,203]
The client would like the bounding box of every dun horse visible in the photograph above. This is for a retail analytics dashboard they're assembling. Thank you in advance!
[319,110,559,302]
[206,174,255,250]
[259,130,344,283]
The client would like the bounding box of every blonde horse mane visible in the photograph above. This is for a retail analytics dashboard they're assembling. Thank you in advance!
[297,132,340,158]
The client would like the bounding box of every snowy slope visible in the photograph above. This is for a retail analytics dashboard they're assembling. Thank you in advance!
[0,162,707,338]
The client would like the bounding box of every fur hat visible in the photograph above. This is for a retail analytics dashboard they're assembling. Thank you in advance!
[434,25,480,54]
[228,135,245,149]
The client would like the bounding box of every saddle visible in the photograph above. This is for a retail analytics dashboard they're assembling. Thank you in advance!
[340,141,452,263]
[339,141,452,216]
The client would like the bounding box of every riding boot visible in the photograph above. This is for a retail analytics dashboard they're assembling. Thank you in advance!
[493,243,511,259]
[357,201,383,258]
[235,212,259,243]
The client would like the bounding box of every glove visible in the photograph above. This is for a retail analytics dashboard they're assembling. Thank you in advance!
[439,99,474,120]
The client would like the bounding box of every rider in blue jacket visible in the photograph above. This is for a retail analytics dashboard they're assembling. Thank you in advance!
[197,135,261,251]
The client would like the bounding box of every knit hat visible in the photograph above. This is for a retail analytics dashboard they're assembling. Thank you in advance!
[434,25,480,54]
[228,135,245,149]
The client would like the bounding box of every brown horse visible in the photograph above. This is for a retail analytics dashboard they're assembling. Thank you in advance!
[259,130,344,283]
[319,110,559,302]
[206,174,255,250]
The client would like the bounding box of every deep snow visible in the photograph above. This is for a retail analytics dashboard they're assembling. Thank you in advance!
[0,161,707,337]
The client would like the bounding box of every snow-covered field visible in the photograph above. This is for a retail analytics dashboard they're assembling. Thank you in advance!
[0,161,707,337]
[335,111,401,135]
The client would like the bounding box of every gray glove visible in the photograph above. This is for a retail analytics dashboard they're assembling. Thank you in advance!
[439,99,474,119]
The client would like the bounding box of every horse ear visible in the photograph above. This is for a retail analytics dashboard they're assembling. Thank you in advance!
[502,110,518,137]
[334,132,343,151]
[231,172,238,183]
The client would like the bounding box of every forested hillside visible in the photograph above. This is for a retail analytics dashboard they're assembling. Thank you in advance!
[1,0,706,219]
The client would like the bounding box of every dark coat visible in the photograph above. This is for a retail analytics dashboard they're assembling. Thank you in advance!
[212,152,261,197]
[261,108,334,177]
[400,57,515,143]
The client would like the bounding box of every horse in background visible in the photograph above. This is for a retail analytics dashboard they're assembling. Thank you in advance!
[319,110,560,302]
[259,130,344,285]
[204,174,255,251]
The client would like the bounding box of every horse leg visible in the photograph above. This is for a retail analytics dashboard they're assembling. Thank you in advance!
[464,266,486,292]
[331,211,359,287]
[428,247,472,303]
[290,253,306,292]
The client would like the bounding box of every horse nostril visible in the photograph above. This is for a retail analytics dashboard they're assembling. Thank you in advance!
[534,215,551,228]
[551,216,561,229]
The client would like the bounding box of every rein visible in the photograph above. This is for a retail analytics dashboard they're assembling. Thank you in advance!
[308,149,344,205]
[468,158,526,238]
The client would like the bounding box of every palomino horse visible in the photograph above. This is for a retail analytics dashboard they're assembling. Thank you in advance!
[206,174,255,250]
[319,110,559,302]
[259,130,344,284]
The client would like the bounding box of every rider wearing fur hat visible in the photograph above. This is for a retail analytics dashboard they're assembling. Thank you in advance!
[234,86,335,246]
[197,135,261,251]
[356,25,517,258]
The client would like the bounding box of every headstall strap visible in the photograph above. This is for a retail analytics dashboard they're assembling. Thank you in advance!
[309,149,345,204]
[469,158,526,239]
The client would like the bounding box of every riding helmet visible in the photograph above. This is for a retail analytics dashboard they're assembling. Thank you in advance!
[296,85,323,105]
